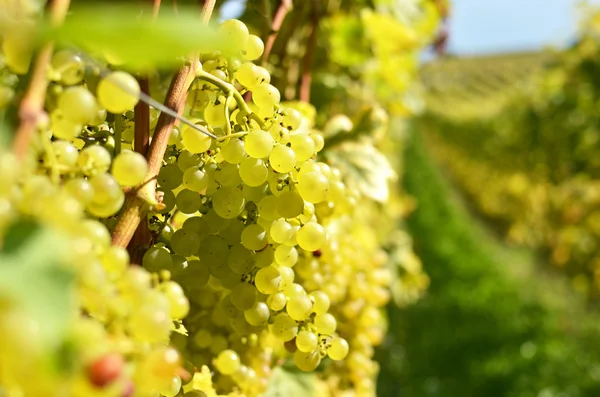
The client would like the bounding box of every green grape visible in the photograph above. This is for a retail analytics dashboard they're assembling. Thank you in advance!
[219,294,240,318]
[289,133,315,162]
[241,224,268,251]
[182,123,212,153]
[309,291,330,314]
[220,219,245,245]
[159,189,176,214]
[270,219,293,244]
[255,66,271,85]
[221,138,246,164]
[87,174,125,217]
[168,254,188,278]
[111,150,148,186]
[209,334,229,356]
[79,219,112,248]
[204,102,227,127]
[310,132,325,152]
[227,244,255,274]
[257,195,279,221]
[235,62,260,89]
[50,140,79,169]
[296,222,326,251]
[176,189,202,214]
[297,171,329,203]
[159,281,190,319]
[252,83,280,109]
[244,301,269,326]
[182,216,209,238]
[128,303,170,343]
[276,190,304,218]
[286,295,312,321]
[158,164,183,190]
[143,246,173,272]
[269,145,296,173]
[245,129,274,159]
[170,229,201,257]
[100,246,129,277]
[89,108,107,126]
[193,328,212,349]
[218,19,249,54]
[274,244,298,267]
[278,267,295,292]
[197,235,230,268]
[295,330,318,352]
[51,50,84,85]
[255,245,274,268]
[168,126,182,145]
[282,108,303,131]
[187,89,211,111]
[230,282,258,310]
[239,157,269,187]
[214,163,242,187]
[242,182,268,203]
[179,260,210,289]
[177,150,201,171]
[254,265,281,294]
[314,313,337,335]
[203,209,232,234]
[78,145,111,176]
[97,71,140,114]
[267,292,286,311]
[269,313,298,341]
[293,349,321,372]
[58,86,98,125]
[327,336,349,360]
[212,186,245,219]
[159,376,182,397]
[183,167,209,192]
[243,34,264,60]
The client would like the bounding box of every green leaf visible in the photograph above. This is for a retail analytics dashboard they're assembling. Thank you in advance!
[0,220,75,348]
[43,5,224,70]
[325,142,396,202]
[262,366,315,397]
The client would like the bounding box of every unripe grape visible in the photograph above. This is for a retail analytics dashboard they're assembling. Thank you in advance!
[327,336,349,360]
[227,244,255,274]
[290,133,316,162]
[270,218,293,243]
[78,145,111,176]
[193,329,212,349]
[218,19,249,54]
[296,222,326,251]
[183,167,209,192]
[221,138,246,164]
[269,313,298,341]
[267,292,287,311]
[158,164,183,190]
[97,71,140,114]
[170,229,201,257]
[204,102,227,127]
[276,190,304,218]
[257,195,279,221]
[111,150,148,186]
[176,189,202,214]
[58,87,98,125]
[230,282,258,310]
[274,244,298,267]
[309,291,330,314]
[143,246,173,272]
[295,330,318,352]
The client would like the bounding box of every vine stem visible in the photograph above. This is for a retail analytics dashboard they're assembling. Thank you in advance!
[111,0,216,248]
[12,0,71,160]
[262,0,293,65]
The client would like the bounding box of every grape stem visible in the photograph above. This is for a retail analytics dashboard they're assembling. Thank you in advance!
[196,69,266,129]
[12,0,71,160]
[112,0,216,249]
[263,0,293,65]
[114,114,123,155]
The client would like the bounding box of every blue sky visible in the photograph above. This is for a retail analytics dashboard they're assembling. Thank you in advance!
[448,0,600,55]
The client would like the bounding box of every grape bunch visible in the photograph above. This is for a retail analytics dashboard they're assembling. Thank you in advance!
[0,0,436,394]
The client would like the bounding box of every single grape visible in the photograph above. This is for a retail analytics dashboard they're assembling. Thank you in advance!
[327,336,349,360]
[297,171,329,203]
[58,86,98,125]
[51,50,84,85]
[221,138,246,164]
[295,330,318,352]
[181,123,212,154]
[230,282,258,310]
[296,222,326,251]
[309,291,330,314]
[142,246,173,272]
[313,313,337,335]
[252,83,280,109]
[245,129,274,159]
[241,224,268,251]
[97,71,140,114]
[204,102,227,127]
[257,195,279,221]
[50,140,79,169]
[170,229,201,257]
[158,164,183,190]
[158,376,182,397]
[78,145,112,176]
[293,349,321,372]
[187,89,211,111]
[269,145,296,173]
[269,313,298,341]
[227,244,256,274]
[267,292,287,311]
[244,301,270,326]
[182,167,209,192]
[254,266,281,294]
[212,187,245,219]
[218,19,249,54]
[243,35,264,60]
[176,189,202,214]
[111,150,148,186]
[290,133,316,162]
[274,244,298,267]
[276,190,304,218]
[286,295,312,321]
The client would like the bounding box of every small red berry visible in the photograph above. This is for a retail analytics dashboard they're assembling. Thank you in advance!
[312,249,322,258]
[87,353,124,388]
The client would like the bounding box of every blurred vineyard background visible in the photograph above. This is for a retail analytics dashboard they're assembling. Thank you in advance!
[377,3,600,397]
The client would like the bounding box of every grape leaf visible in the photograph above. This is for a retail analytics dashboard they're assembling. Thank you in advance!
[262,366,315,397]
[0,220,75,348]
[42,5,224,70]
[325,142,396,202]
